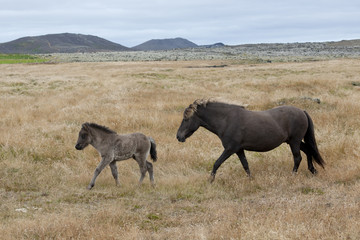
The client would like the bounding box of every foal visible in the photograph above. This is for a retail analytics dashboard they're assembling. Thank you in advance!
[75,123,157,189]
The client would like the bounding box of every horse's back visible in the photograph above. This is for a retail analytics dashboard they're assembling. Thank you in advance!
[266,106,308,141]
[266,106,307,126]
[228,105,308,151]
[240,105,306,128]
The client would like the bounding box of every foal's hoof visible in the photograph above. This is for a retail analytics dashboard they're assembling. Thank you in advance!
[87,184,94,190]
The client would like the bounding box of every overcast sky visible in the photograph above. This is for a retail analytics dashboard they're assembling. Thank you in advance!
[1,0,360,47]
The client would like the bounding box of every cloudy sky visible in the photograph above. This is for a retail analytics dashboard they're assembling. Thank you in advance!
[1,0,359,47]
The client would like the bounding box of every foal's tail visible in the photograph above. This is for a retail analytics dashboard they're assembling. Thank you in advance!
[304,111,325,168]
[148,137,157,162]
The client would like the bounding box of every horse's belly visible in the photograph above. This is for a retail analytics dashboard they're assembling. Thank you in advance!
[242,132,287,152]
[244,141,283,152]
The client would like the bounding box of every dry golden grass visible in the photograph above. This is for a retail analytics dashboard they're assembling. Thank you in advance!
[0,59,360,239]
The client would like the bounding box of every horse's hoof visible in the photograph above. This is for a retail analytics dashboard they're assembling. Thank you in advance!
[87,184,94,190]
[209,173,215,183]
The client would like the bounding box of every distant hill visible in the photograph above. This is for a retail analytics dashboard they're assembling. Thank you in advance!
[0,33,130,54]
[201,42,225,48]
[326,39,360,47]
[132,38,198,51]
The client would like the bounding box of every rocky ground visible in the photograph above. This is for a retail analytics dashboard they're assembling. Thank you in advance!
[44,41,360,62]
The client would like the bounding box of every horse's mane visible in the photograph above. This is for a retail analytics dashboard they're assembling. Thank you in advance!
[84,122,117,134]
[183,99,244,119]
[183,99,209,119]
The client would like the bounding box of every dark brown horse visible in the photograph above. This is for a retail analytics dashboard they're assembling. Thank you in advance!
[176,100,324,182]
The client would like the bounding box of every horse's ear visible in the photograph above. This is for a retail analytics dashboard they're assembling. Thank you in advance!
[82,123,90,131]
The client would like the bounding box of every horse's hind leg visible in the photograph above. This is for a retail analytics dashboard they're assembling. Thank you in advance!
[289,141,302,173]
[236,150,251,177]
[300,142,317,174]
[109,161,120,186]
[146,161,155,186]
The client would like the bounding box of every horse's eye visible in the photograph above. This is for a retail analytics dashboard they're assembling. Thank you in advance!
[81,134,87,139]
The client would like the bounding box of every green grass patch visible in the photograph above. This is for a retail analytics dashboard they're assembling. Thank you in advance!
[300,187,325,195]
[0,54,49,64]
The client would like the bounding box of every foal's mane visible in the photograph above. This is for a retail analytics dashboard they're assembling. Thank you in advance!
[84,122,117,134]
[183,99,244,119]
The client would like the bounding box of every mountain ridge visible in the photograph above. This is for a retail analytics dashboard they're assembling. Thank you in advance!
[1,33,359,54]
[0,33,129,54]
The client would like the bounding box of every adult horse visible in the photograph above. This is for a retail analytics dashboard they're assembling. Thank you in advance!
[176,99,324,182]
[75,123,157,189]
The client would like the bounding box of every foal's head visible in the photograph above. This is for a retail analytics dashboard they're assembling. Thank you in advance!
[75,123,92,150]
[176,99,208,142]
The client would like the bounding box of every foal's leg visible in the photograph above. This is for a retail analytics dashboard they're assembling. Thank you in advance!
[300,142,317,174]
[134,154,148,185]
[146,161,155,186]
[289,142,302,173]
[109,161,120,186]
[210,148,235,183]
[236,150,251,177]
[139,164,147,185]
[88,156,112,190]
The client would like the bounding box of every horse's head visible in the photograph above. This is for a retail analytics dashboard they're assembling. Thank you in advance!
[75,123,92,150]
[176,100,206,142]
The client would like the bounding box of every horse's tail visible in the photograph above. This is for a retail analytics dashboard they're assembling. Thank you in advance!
[148,137,157,162]
[304,111,325,168]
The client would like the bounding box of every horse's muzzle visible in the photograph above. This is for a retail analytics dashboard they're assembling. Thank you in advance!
[176,135,186,142]
[75,144,83,150]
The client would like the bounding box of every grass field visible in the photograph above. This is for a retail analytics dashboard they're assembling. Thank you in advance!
[0,54,49,64]
[0,59,359,239]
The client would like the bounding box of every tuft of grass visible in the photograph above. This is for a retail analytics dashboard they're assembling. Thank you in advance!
[300,187,325,195]
[146,213,161,220]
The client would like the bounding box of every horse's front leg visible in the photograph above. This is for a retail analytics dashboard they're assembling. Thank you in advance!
[209,148,235,183]
[236,150,251,177]
[88,156,112,190]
